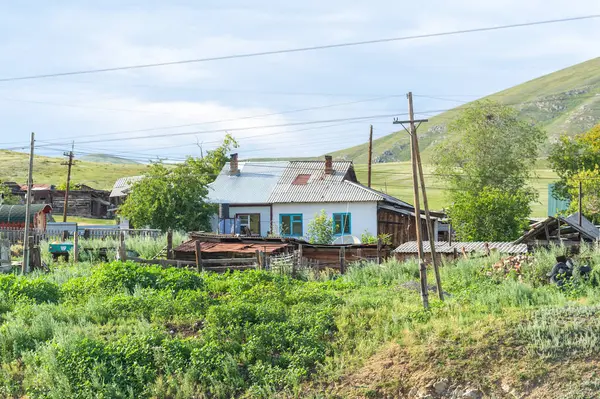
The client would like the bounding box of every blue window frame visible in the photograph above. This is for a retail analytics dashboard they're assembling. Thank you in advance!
[280,214,303,237]
[333,213,351,235]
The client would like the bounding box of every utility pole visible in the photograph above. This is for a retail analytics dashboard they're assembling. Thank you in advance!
[393,93,444,307]
[412,109,444,301]
[22,132,35,274]
[62,142,75,222]
[367,124,373,187]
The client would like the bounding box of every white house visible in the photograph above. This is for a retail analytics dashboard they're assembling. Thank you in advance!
[207,154,438,247]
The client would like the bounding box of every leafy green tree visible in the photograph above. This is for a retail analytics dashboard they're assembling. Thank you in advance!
[549,123,600,200]
[306,210,333,244]
[566,168,600,223]
[432,100,546,241]
[0,183,19,205]
[119,135,237,232]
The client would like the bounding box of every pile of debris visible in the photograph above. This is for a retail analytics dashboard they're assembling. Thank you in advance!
[491,254,532,275]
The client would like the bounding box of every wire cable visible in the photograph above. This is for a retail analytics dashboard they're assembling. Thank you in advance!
[0,15,598,82]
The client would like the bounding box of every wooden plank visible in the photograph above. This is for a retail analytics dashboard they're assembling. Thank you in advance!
[195,241,202,272]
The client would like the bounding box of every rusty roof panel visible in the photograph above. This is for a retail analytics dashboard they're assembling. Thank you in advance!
[175,240,289,254]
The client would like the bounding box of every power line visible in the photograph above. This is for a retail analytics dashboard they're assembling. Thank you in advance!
[0,15,598,83]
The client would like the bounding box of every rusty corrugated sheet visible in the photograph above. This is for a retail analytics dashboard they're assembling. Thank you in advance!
[393,241,527,254]
[175,240,289,254]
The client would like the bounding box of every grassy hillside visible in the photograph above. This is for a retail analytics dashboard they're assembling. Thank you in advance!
[79,153,140,164]
[354,161,557,217]
[333,57,600,163]
[2,243,600,397]
[0,150,147,190]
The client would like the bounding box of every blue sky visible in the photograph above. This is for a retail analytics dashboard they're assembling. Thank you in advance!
[0,1,598,161]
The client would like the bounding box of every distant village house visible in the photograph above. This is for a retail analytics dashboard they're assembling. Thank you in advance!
[207,154,439,247]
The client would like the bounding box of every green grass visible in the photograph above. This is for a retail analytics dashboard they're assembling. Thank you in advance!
[332,57,600,163]
[2,243,600,397]
[65,216,116,226]
[354,161,558,217]
[0,150,147,190]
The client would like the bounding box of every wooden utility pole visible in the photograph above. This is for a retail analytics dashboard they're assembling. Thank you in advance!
[412,117,444,301]
[62,142,75,222]
[393,93,445,308]
[367,124,373,187]
[22,132,35,274]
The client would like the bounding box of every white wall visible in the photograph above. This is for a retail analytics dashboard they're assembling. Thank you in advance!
[272,202,378,239]
[228,205,272,235]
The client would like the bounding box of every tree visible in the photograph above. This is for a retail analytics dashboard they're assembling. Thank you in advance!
[432,100,546,241]
[566,168,600,224]
[549,123,600,200]
[0,183,19,205]
[119,135,238,232]
[306,210,333,244]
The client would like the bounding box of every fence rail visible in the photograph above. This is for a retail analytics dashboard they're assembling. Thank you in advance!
[0,227,162,245]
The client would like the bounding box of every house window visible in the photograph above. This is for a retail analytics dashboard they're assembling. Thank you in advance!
[236,214,260,235]
[333,213,351,235]
[280,214,303,237]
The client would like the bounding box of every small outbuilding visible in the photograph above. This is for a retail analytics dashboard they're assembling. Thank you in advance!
[0,204,52,230]
[515,212,599,248]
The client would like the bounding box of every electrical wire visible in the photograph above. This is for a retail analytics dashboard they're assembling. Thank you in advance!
[0,15,598,82]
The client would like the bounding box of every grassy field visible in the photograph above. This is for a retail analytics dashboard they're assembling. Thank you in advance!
[354,161,558,217]
[0,150,147,190]
[64,216,117,226]
[1,241,600,397]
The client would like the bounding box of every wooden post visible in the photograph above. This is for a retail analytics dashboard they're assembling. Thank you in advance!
[339,246,346,274]
[22,132,35,274]
[119,232,127,261]
[407,92,428,309]
[195,240,202,273]
[368,124,373,188]
[377,238,383,265]
[73,231,79,263]
[255,249,261,270]
[166,230,173,260]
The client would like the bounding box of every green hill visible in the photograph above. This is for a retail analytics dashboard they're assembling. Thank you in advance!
[80,154,139,164]
[332,57,600,163]
[0,150,147,190]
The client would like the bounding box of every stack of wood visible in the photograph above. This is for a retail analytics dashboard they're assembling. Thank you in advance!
[492,255,532,275]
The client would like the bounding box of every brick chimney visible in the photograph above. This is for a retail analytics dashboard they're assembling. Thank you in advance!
[229,153,240,176]
[325,155,333,175]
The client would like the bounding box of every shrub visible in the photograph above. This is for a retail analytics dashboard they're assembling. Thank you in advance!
[0,275,60,304]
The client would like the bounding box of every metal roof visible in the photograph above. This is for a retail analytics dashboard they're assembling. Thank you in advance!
[515,212,600,244]
[393,241,528,254]
[175,239,289,254]
[0,204,52,223]
[109,176,143,198]
[208,162,287,204]
[268,161,387,203]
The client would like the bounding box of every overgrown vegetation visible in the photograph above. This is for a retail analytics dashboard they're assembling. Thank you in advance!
[1,244,600,397]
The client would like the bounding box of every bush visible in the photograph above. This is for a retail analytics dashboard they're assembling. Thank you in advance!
[0,275,60,304]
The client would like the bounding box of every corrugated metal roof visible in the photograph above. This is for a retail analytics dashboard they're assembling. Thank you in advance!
[175,239,289,254]
[393,241,528,254]
[208,162,287,204]
[563,213,600,240]
[268,161,389,203]
[110,176,143,198]
[0,204,52,223]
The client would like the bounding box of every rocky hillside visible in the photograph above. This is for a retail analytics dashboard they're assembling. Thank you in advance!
[332,57,600,163]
